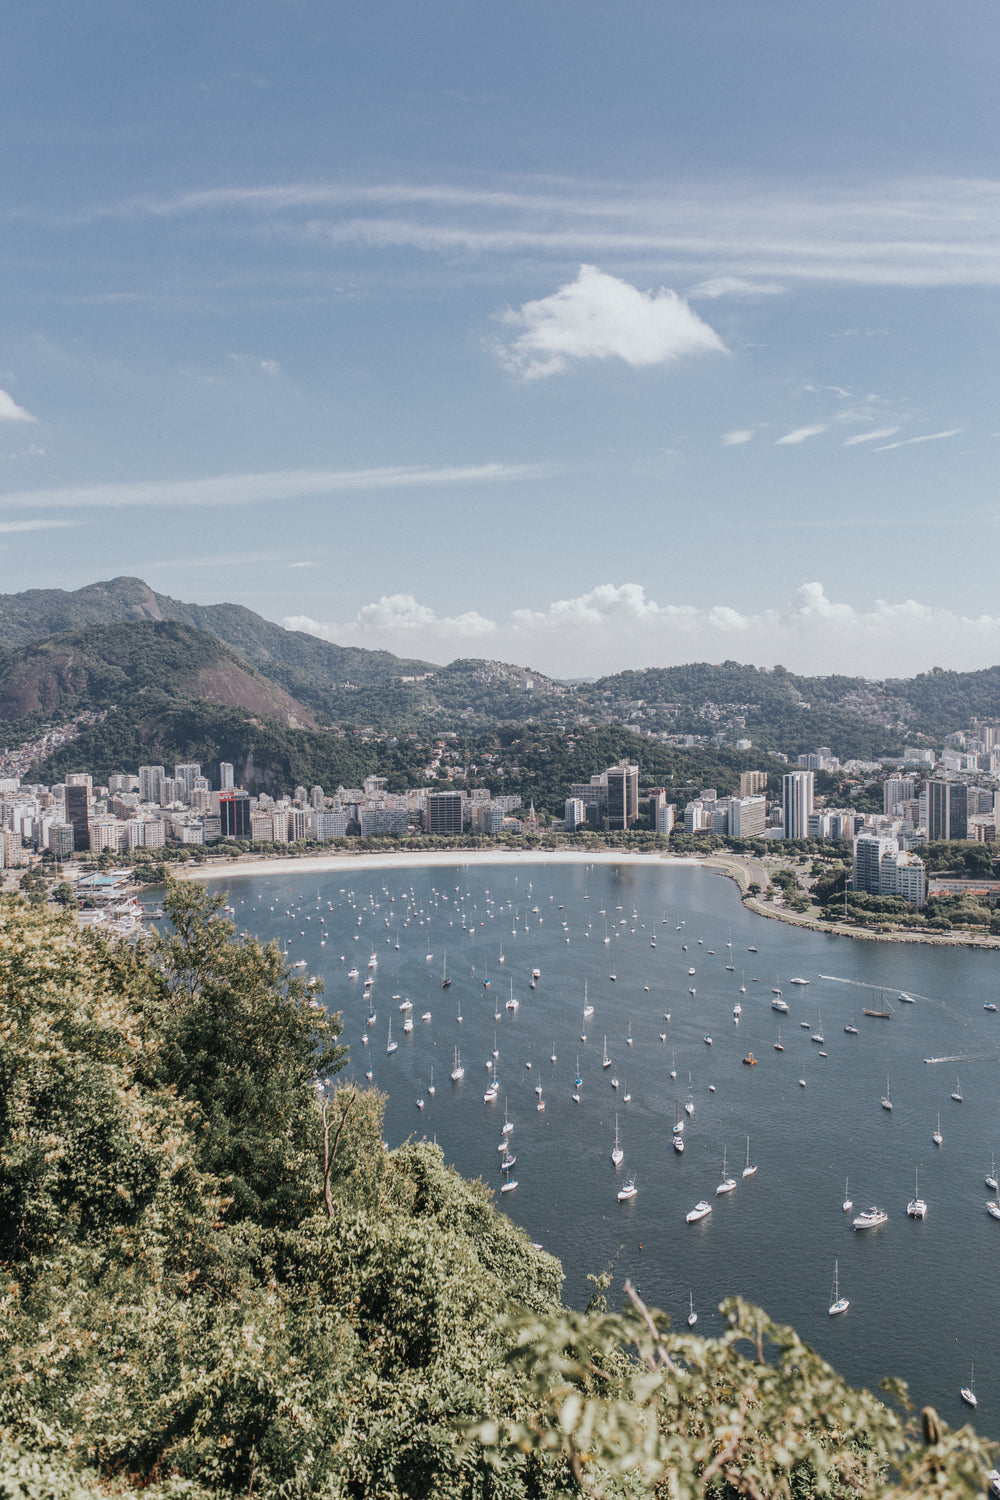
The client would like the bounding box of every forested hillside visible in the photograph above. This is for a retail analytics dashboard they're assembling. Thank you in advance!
[0,885,990,1498]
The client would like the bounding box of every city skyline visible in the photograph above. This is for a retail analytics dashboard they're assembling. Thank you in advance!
[4,3,1000,678]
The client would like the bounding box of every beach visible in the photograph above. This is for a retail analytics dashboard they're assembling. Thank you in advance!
[179,848,701,883]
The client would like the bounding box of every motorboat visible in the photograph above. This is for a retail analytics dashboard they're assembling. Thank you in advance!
[686,1200,712,1223]
[789,976,809,986]
[617,1177,638,1202]
[852,1206,887,1231]
[771,997,788,1013]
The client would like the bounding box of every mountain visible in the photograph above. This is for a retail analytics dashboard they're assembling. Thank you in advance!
[0,619,316,732]
[0,577,438,718]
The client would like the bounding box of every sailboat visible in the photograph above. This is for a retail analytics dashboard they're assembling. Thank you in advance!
[952,1077,964,1102]
[450,1046,464,1081]
[907,1166,927,1218]
[500,1164,518,1193]
[932,1111,943,1146]
[961,1363,978,1408]
[811,1010,824,1044]
[611,1114,624,1166]
[828,1260,849,1316]
[774,1026,784,1052]
[583,981,594,1020]
[602,1036,612,1069]
[685,1074,695,1116]
[842,1178,853,1213]
[715,1148,737,1195]
[428,1067,435,1096]
[687,1292,697,1327]
[844,1012,859,1035]
[441,953,451,988]
[669,1052,677,1080]
[987,1154,998,1192]
[742,1136,757,1179]
[881,1075,893,1111]
[385,1019,398,1054]
[863,989,893,1018]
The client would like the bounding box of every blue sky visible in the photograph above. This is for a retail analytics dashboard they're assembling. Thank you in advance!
[4,1,1000,678]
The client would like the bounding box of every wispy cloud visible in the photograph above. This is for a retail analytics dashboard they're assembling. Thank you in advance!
[843,427,901,446]
[874,429,961,452]
[0,519,81,535]
[0,389,37,423]
[776,424,829,445]
[689,276,785,299]
[0,461,552,511]
[286,580,1000,678]
[496,265,726,379]
[37,173,1000,289]
[722,429,755,446]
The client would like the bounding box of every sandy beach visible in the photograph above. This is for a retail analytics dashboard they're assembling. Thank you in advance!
[179,848,701,883]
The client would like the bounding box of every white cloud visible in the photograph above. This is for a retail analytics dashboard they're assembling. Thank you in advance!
[776,424,829,445]
[496,265,726,379]
[843,427,901,446]
[286,595,496,645]
[0,389,37,423]
[0,461,550,511]
[284,580,1000,678]
[722,429,755,446]
[874,429,961,452]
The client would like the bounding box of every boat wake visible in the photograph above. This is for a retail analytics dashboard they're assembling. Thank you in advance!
[819,975,935,1004]
[924,1053,1000,1065]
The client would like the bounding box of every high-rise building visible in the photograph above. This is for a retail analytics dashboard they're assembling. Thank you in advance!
[883,776,916,816]
[781,771,814,840]
[927,780,968,841]
[852,832,899,894]
[139,765,165,803]
[174,764,202,802]
[310,785,325,809]
[218,791,251,839]
[739,770,768,798]
[64,784,90,852]
[728,795,766,838]
[219,762,235,790]
[606,760,639,830]
[424,791,464,835]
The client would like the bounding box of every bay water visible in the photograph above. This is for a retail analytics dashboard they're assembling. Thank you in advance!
[203,857,1000,1434]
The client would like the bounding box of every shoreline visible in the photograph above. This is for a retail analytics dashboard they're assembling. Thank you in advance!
[171,846,1000,950]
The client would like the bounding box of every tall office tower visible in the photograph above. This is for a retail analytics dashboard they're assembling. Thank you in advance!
[781,771,814,840]
[64,784,90,852]
[927,780,968,841]
[139,765,165,803]
[310,785,325,809]
[424,791,464,835]
[606,760,639,830]
[219,762,235,790]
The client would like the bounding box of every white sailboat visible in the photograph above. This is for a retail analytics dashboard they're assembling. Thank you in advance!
[961,1362,978,1408]
[881,1075,893,1111]
[952,1076,963,1102]
[828,1260,849,1316]
[602,1035,612,1069]
[907,1166,927,1218]
[687,1291,697,1326]
[583,980,594,1020]
[716,1148,737,1195]
[385,1019,397,1055]
[611,1115,624,1166]
[987,1154,998,1192]
[842,1178,853,1212]
[742,1136,757,1179]
[932,1111,943,1146]
[450,1046,464,1081]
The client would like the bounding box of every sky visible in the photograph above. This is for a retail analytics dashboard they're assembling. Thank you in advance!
[4,1,1000,681]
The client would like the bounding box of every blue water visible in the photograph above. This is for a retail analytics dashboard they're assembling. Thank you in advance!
[204,857,1000,1433]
